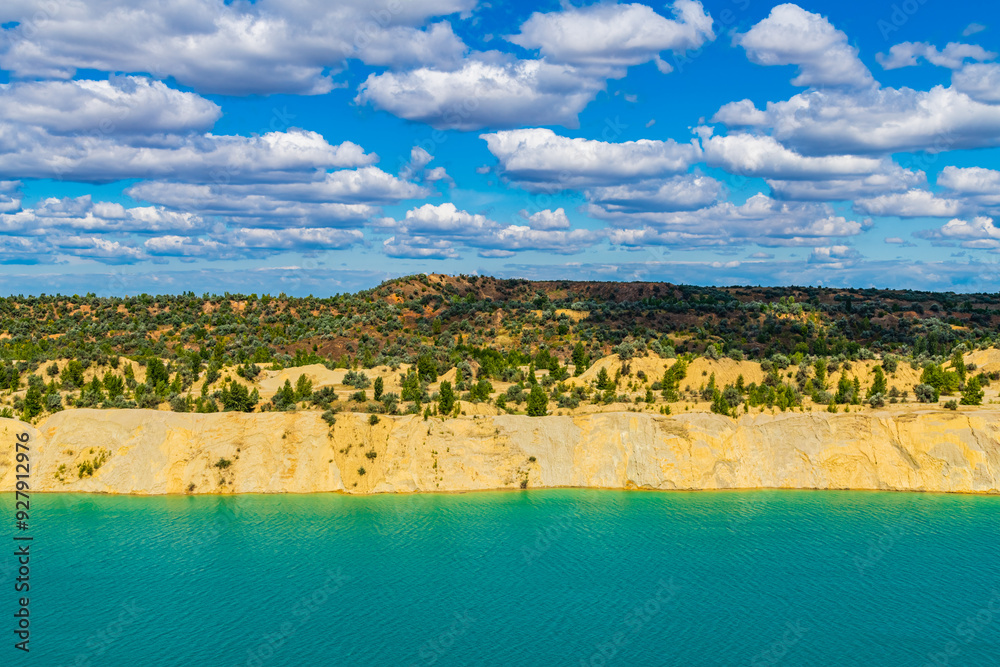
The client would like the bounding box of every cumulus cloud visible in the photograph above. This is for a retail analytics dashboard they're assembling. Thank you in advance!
[877,42,995,70]
[52,236,145,264]
[357,2,717,130]
[584,175,722,214]
[520,208,571,230]
[914,216,1000,248]
[808,245,863,266]
[733,4,874,89]
[601,193,866,247]
[951,63,1000,103]
[0,0,475,95]
[356,56,607,130]
[508,0,714,69]
[766,163,926,201]
[0,124,375,183]
[382,202,601,258]
[702,133,882,180]
[854,189,963,218]
[938,165,1000,196]
[0,180,21,213]
[481,128,700,190]
[713,85,1000,156]
[0,77,221,136]
[0,195,205,235]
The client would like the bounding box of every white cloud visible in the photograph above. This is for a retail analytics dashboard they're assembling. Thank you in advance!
[601,193,865,247]
[877,42,995,70]
[0,125,375,183]
[0,180,21,213]
[733,4,874,89]
[964,23,987,37]
[713,85,1000,156]
[938,165,1000,196]
[585,175,722,213]
[228,227,364,251]
[809,245,862,266]
[520,208,570,230]
[423,167,454,186]
[854,189,963,218]
[914,216,1000,248]
[0,195,205,235]
[766,163,926,201]
[508,0,714,69]
[383,202,601,257]
[356,56,606,130]
[951,63,1000,103]
[52,236,145,264]
[481,128,700,190]
[144,236,230,259]
[0,0,475,95]
[0,77,220,136]
[702,133,882,179]
[399,147,434,180]
[382,235,459,259]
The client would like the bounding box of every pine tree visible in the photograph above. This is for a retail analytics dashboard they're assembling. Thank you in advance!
[951,349,967,382]
[438,380,455,415]
[961,375,984,405]
[527,384,548,417]
[572,343,589,375]
[595,367,611,390]
[373,376,384,401]
[868,366,887,398]
[813,359,827,391]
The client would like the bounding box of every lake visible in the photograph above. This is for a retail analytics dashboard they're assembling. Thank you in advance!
[10,489,1000,666]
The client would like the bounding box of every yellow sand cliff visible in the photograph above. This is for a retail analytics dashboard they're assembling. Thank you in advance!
[2,409,999,495]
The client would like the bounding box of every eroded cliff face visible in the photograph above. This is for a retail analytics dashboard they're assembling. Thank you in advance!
[2,408,999,495]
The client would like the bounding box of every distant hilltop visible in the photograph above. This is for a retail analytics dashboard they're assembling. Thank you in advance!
[2,274,999,427]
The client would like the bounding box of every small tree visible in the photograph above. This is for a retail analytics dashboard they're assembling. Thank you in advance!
[961,375,984,406]
[595,367,611,390]
[868,366,887,398]
[438,380,455,415]
[527,384,548,416]
[373,376,384,401]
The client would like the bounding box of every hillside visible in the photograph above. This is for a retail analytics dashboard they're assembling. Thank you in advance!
[2,275,999,425]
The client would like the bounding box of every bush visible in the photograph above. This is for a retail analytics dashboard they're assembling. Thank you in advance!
[914,383,938,403]
[344,370,371,389]
[944,400,958,410]
[214,458,232,469]
[368,414,380,425]
[867,393,885,408]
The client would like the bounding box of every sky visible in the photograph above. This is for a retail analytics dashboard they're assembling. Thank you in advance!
[1,0,1000,296]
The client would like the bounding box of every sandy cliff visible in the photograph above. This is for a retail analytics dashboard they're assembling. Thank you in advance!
[2,409,999,495]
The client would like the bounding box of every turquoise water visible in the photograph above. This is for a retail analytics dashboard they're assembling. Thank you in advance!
[7,490,1000,666]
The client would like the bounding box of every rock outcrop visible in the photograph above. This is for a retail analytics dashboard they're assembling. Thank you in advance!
[2,408,999,495]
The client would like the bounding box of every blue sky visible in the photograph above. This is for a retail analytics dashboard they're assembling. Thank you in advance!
[2,0,1000,295]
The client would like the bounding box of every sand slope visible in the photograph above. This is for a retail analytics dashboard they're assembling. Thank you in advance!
[2,408,998,495]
